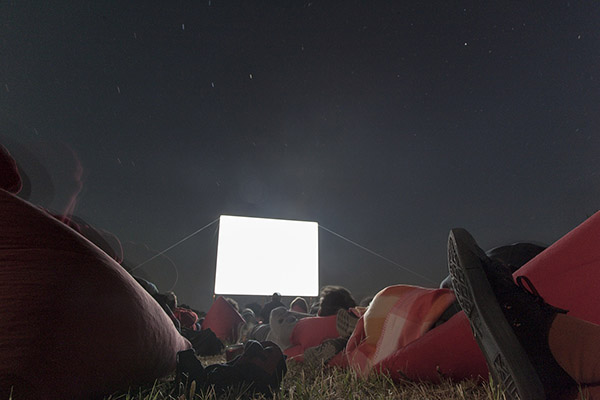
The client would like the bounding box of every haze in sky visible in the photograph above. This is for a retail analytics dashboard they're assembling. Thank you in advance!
[1,1,599,311]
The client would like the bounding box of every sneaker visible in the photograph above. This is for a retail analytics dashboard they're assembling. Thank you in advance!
[204,340,287,398]
[304,338,347,365]
[176,349,206,387]
[336,308,359,339]
[447,228,576,400]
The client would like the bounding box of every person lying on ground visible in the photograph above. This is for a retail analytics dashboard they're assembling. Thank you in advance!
[306,212,600,397]
[306,244,543,367]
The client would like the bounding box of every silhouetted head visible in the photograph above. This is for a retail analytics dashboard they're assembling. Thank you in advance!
[318,285,356,316]
[164,291,177,310]
[224,297,239,311]
[290,297,308,313]
[244,302,262,316]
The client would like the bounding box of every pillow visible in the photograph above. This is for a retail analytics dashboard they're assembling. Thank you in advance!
[287,315,338,353]
[0,190,191,399]
[202,296,245,343]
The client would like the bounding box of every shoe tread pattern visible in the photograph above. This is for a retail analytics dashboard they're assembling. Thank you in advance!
[447,229,544,400]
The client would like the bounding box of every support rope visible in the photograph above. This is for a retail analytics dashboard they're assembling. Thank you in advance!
[130,217,220,272]
[319,224,438,285]
[131,216,438,287]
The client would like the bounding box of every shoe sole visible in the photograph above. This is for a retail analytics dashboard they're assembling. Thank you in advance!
[447,228,545,400]
[304,340,341,365]
[336,308,358,338]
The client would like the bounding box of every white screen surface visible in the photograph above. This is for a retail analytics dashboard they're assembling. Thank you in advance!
[215,215,319,296]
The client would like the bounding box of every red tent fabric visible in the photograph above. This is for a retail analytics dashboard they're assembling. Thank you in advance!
[202,296,245,342]
[0,189,191,399]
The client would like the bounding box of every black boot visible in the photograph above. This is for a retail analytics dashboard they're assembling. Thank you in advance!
[175,349,206,389]
[447,228,576,400]
[204,340,287,398]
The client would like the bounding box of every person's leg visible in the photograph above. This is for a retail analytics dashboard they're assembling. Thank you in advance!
[448,228,577,400]
[549,314,600,386]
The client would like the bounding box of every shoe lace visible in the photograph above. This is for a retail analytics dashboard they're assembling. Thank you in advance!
[515,275,568,314]
[515,275,542,297]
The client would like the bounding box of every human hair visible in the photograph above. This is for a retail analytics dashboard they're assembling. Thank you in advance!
[240,307,257,323]
[225,297,239,311]
[318,285,356,316]
[359,295,374,308]
[290,296,308,313]
[164,291,177,310]
[244,302,262,316]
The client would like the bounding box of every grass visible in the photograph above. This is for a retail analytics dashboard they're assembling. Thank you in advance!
[104,355,507,400]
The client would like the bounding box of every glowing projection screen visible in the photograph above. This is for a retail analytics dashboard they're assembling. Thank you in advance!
[215,215,319,296]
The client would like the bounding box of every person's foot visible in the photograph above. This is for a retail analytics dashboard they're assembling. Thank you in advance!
[176,348,206,387]
[304,338,347,365]
[447,228,576,400]
[336,308,359,339]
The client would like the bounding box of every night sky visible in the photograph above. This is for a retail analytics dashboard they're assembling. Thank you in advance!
[2,1,599,311]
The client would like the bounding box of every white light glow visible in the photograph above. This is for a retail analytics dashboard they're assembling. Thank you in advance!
[215,215,319,296]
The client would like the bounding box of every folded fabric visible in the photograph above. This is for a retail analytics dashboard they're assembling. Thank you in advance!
[345,285,456,375]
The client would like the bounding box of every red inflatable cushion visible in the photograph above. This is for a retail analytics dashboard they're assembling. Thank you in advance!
[516,211,600,325]
[284,315,338,359]
[375,312,488,382]
[202,296,245,342]
[0,190,191,399]
[50,214,124,264]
